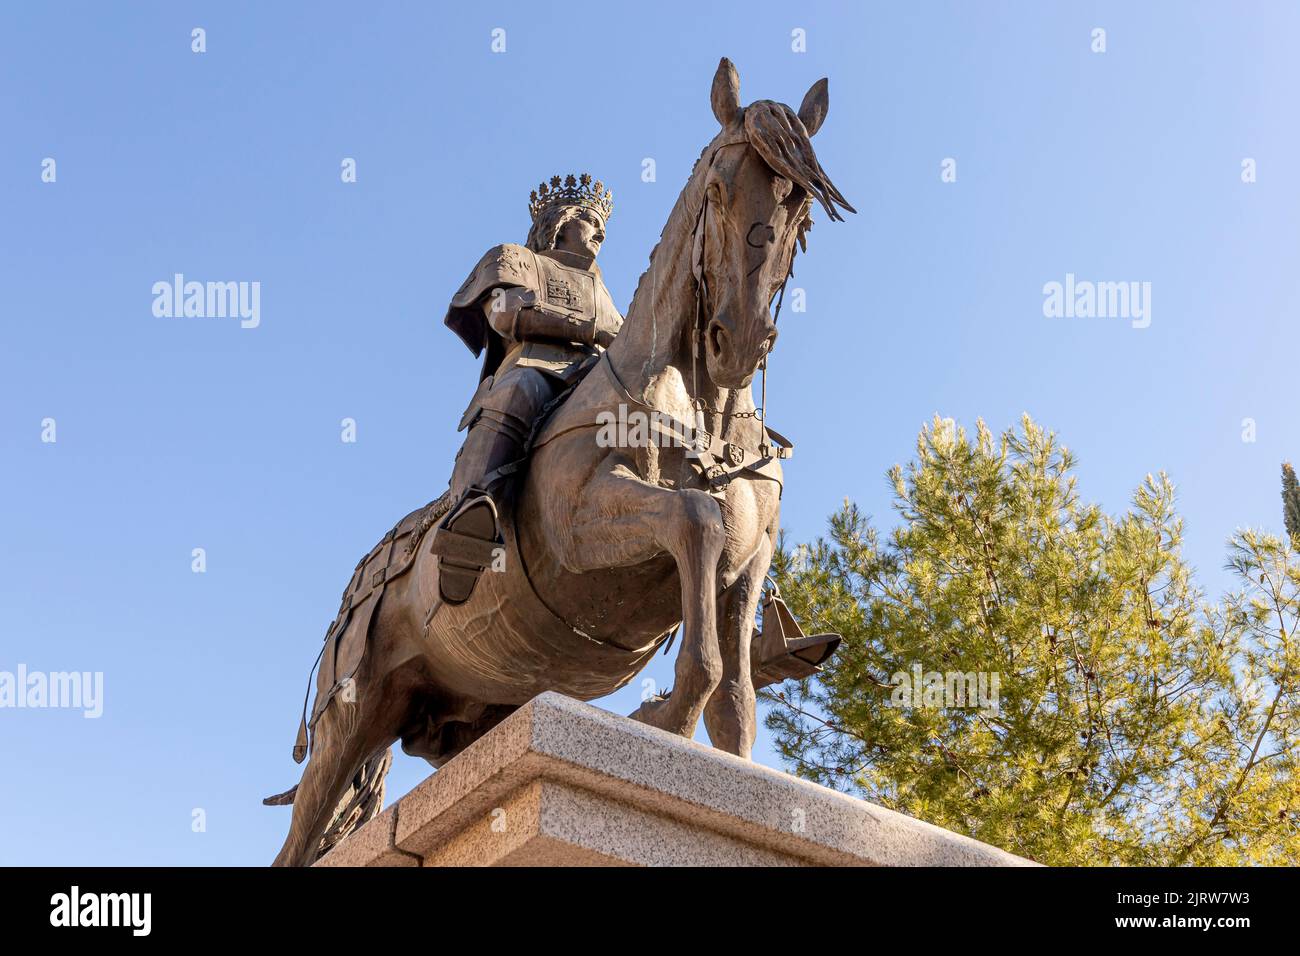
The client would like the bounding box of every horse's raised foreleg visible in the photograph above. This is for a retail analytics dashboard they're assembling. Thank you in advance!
[557,464,726,738]
[703,533,772,757]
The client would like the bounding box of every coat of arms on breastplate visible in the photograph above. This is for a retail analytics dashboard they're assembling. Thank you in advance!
[546,275,582,309]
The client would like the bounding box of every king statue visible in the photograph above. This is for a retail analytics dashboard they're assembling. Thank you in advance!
[429,173,623,605]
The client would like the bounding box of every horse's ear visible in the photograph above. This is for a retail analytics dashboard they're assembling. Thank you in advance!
[711,57,741,127]
[798,77,829,136]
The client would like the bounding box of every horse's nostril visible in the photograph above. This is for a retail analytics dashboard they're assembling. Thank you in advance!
[710,324,726,356]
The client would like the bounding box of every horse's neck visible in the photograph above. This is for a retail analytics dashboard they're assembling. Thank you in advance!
[606,155,756,438]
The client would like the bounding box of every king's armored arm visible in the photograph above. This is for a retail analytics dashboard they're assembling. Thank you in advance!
[484,289,617,349]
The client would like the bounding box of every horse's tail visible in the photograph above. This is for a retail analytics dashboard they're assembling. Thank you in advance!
[315,748,393,861]
[261,748,394,863]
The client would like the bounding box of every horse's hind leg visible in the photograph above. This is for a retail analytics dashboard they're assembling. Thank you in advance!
[271,671,399,867]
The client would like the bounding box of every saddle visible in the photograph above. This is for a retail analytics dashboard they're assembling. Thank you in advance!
[291,495,449,763]
[291,376,590,762]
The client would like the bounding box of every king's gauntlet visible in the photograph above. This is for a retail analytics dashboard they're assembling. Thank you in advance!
[512,303,601,347]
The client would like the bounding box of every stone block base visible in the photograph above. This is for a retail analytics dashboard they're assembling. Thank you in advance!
[315,692,1035,867]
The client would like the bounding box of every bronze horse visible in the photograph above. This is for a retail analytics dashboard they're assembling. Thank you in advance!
[269,58,853,866]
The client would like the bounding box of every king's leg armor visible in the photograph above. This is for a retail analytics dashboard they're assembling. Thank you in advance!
[431,365,564,604]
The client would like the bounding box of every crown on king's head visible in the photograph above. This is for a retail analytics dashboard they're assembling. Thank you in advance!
[529,173,614,224]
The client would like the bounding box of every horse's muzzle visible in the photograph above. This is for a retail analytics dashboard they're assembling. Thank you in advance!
[705,313,777,389]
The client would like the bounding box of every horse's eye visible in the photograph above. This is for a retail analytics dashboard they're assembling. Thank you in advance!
[746,222,776,248]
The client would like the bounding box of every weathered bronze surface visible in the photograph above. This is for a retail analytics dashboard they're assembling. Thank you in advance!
[269,59,853,866]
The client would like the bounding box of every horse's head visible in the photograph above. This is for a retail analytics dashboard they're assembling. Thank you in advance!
[692,57,854,390]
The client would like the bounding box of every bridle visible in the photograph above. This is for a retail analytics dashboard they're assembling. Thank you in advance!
[596,137,800,492]
[685,139,798,464]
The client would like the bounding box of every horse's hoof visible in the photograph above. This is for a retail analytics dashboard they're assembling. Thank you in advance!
[627,692,676,729]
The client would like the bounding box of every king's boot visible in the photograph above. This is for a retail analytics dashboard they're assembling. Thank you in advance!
[428,413,525,605]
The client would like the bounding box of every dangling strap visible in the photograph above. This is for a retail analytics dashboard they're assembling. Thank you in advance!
[292,639,328,763]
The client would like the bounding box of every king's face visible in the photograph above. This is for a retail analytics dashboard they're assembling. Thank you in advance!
[556,208,606,259]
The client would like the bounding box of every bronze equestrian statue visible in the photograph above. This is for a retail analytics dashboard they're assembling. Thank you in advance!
[267,58,853,866]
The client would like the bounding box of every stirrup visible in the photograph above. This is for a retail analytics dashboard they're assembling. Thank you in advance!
[428,491,502,605]
[750,588,841,689]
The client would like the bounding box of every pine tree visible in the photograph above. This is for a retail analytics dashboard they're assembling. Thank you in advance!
[766,415,1300,865]
[1282,462,1300,542]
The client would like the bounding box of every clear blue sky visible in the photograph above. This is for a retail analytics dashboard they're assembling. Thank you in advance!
[2,1,1297,865]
